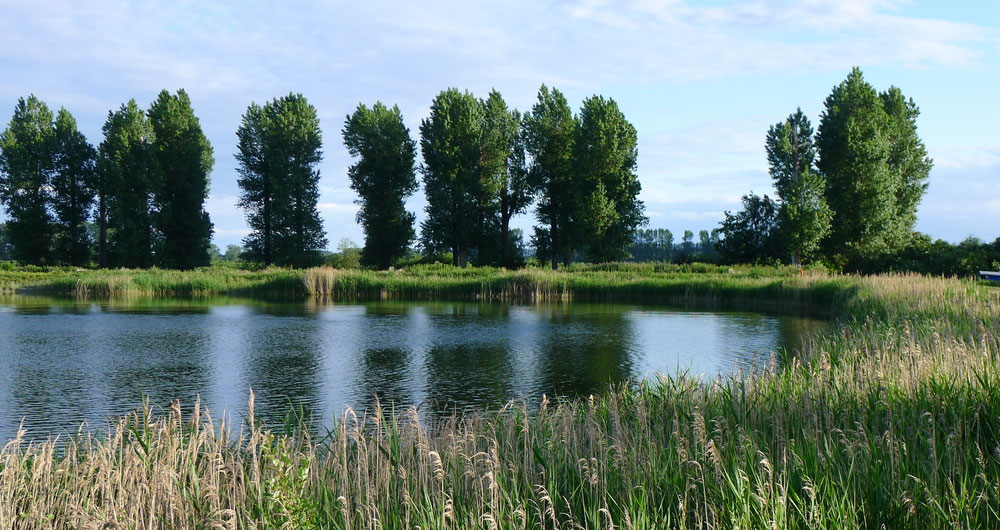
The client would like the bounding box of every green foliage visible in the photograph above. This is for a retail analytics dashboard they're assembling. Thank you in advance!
[0,223,12,261]
[766,109,831,264]
[630,228,674,261]
[98,99,157,268]
[342,102,417,269]
[237,93,328,268]
[817,68,931,266]
[523,85,576,269]
[881,86,932,237]
[325,238,362,269]
[419,88,485,267]
[718,193,782,264]
[221,244,244,262]
[573,95,646,262]
[148,89,214,270]
[50,108,98,266]
[851,234,1000,277]
[481,90,532,268]
[0,95,56,265]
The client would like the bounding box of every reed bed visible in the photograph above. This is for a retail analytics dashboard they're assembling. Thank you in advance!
[1,272,999,528]
[2,263,857,316]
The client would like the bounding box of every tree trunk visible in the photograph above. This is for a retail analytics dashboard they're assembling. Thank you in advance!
[500,213,511,268]
[263,172,271,267]
[98,192,107,268]
[551,222,558,271]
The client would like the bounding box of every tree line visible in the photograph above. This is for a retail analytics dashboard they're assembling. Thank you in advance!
[343,86,646,270]
[0,91,213,268]
[0,69,952,273]
[716,68,934,270]
[0,85,646,270]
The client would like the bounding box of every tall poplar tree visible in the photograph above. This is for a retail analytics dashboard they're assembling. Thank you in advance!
[881,86,932,239]
[572,95,645,262]
[523,85,576,269]
[419,88,483,267]
[765,108,831,265]
[0,95,56,264]
[480,90,532,268]
[148,89,214,270]
[817,68,934,265]
[237,93,327,267]
[342,102,418,269]
[51,108,97,266]
[98,99,157,268]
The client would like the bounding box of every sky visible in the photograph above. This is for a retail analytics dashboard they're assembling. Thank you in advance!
[1,0,997,250]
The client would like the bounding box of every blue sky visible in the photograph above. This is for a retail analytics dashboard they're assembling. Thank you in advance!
[1,0,997,249]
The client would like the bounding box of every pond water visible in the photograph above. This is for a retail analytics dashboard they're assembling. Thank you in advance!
[0,295,823,440]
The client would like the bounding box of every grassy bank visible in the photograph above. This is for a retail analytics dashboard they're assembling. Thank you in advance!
[1,263,856,315]
[1,271,1000,528]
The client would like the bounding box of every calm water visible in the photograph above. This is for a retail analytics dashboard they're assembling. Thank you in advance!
[0,295,822,439]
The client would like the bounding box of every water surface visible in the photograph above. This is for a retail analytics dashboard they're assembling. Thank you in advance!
[0,295,823,439]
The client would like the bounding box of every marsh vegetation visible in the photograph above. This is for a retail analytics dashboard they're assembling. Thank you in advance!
[0,269,997,528]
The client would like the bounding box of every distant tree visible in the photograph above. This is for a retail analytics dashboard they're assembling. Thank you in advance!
[523,85,576,269]
[573,95,645,262]
[480,90,533,268]
[508,227,528,266]
[717,193,781,264]
[817,68,930,265]
[222,244,244,262]
[207,243,222,262]
[50,108,97,266]
[0,223,11,260]
[419,88,483,268]
[680,230,695,258]
[698,229,719,261]
[326,238,362,269]
[236,93,327,267]
[342,102,418,269]
[630,228,675,262]
[0,95,56,265]
[530,226,552,265]
[766,109,831,265]
[98,99,157,268]
[658,229,675,261]
[148,89,214,269]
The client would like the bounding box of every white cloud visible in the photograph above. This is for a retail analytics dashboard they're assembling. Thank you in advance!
[317,203,359,213]
[932,147,1000,170]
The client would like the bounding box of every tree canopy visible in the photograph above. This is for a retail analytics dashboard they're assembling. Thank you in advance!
[148,89,214,269]
[765,109,831,264]
[236,93,327,268]
[817,68,931,265]
[98,99,157,268]
[419,88,485,267]
[0,95,56,265]
[573,95,645,262]
[342,102,418,269]
[523,85,576,269]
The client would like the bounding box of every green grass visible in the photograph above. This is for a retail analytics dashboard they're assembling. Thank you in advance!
[1,263,853,316]
[1,267,999,528]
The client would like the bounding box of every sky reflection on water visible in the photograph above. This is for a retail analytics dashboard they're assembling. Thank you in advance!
[0,296,823,440]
